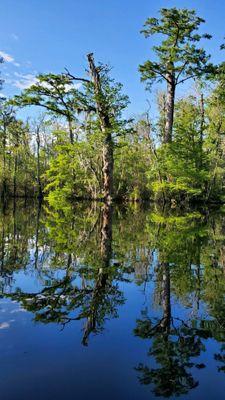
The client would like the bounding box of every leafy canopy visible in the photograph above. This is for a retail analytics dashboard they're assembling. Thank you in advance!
[139,8,215,87]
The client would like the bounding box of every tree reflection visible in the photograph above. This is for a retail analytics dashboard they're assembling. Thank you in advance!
[8,203,127,345]
[134,264,205,397]
[2,200,225,387]
[0,200,39,292]
[134,210,225,397]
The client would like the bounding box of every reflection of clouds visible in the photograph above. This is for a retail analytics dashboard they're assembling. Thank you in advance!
[0,319,15,330]
[0,322,10,329]
[10,308,26,314]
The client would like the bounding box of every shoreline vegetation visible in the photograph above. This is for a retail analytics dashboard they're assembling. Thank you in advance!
[1,7,225,208]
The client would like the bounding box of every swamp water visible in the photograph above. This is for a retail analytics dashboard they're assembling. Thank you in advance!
[1,201,225,399]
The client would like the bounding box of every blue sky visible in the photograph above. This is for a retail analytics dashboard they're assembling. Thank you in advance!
[0,0,225,117]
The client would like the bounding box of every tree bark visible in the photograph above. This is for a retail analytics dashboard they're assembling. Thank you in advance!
[102,135,113,203]
[87,53,113,203]
[68,117,74,145]
[164,72,175,144]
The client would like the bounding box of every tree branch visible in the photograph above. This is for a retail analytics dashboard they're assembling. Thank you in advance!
[64,68,91,84]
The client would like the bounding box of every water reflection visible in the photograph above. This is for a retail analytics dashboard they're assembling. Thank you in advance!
[1,201,225,398]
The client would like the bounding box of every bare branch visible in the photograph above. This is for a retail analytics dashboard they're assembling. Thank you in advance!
[64,68,91,84]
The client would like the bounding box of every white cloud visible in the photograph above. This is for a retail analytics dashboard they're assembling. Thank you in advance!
[65,83,82,91]
[0,50,14,63]
[13,72,37,89]
[0,322,9,329]
[10,308,26,313]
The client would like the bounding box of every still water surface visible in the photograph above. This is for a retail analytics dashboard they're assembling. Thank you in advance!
[1,201,225,399]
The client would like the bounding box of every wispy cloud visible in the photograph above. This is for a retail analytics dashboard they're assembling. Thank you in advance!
[13,72,37,89]
[0,50,20,67]
[0,322,9,329]
[0,50,14,63]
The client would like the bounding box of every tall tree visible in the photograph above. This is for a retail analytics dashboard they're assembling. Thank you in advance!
[139,8,214,143]
[87,53,129,202]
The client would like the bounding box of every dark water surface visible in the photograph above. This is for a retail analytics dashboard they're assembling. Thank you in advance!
[1,200,225,399]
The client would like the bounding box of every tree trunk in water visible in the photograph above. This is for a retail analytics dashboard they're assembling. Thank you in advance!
[100,203,113,267]
[164,73,175,144]
[82,203,113,345]
[87,53,113,203]
[34,200,42,269]
[160,262,171,332]
[2,124,7,201]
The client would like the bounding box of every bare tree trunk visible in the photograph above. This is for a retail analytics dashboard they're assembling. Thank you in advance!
[164,72,175,144]
[87,53,113,203]
[102,135,113,203]
[68,117,74,145]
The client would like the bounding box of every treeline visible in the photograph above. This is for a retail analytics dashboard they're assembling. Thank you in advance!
[1,7,225,205]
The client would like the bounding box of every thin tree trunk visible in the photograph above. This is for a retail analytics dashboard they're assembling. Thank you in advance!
[68,117,74,145]
[164,72,175,144]
[87,53,113,203]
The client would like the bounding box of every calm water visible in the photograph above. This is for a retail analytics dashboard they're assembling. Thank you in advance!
[1,200,225,399]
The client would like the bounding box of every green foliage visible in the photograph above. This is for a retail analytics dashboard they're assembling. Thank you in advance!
[147,97,217,202]
[139,8,214,88]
